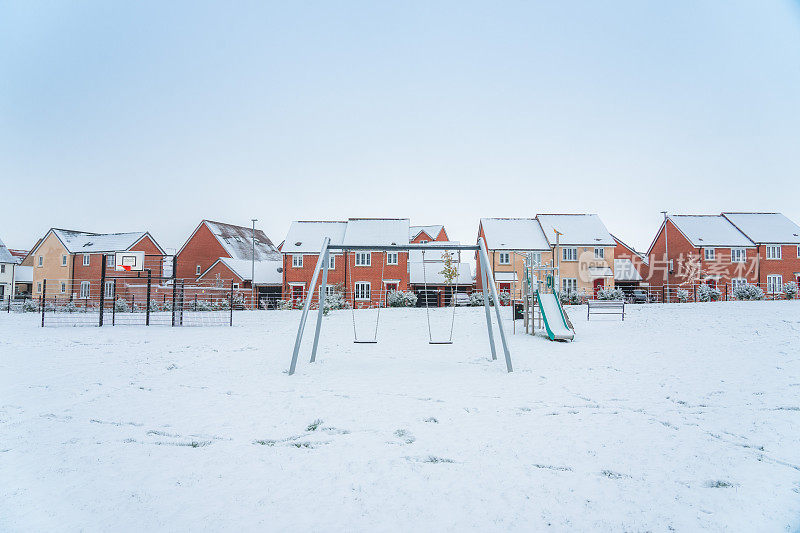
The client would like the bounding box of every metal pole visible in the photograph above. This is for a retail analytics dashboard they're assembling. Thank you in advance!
[145,269,152,326]
[479,238,513,373]
[310,246,330,363]
[112,278,117,326]
[41,279,46,327]
[251,218,257,311]
[289,237,330,375]
[229,280,234,326]
[479,245,497,361]
[99,254,107,327]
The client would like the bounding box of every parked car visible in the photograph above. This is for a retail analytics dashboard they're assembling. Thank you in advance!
[630,289,655,304]
[453,293,471,306]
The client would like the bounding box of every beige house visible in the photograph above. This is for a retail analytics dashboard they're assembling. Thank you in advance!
[30,230,73,297]
[477,214,617,298]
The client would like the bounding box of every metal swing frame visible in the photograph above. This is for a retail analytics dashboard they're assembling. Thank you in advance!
[288,237,513,375]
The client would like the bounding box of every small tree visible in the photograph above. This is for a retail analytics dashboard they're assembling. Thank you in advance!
[733,283,764,301]
[697,284,722,302]
[784,282,798,300]
[676,288,690,303]
[387,290,418,307]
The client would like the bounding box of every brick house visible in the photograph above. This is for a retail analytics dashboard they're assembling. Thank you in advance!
[721,212,800,294]
[410,225,448,244]
[612,235,647,292]
[476,214,617,298]
[28,228,165,302]
[645,215,758,291]
[196,257,283,308]
[281,219,410,306]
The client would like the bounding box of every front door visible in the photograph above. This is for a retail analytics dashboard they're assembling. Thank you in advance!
[593,278,605,296]
[291,285,304,303]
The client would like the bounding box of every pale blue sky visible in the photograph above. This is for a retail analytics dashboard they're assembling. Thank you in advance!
[2,1,799,253]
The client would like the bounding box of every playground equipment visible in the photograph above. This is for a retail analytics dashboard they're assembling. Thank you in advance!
[519,253,575,341]
[288,238,513,375]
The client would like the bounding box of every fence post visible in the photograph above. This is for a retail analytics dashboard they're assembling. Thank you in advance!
[230,281,234,327]
[99,255,107,327]
[145,269,152,326]
[41,279,46,327]
[171,280,178,327]
[693,284,697,303]
[112,279,117,326]
[725,284,729,301]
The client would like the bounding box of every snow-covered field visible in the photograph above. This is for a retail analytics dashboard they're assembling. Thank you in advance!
[2,302,799,531]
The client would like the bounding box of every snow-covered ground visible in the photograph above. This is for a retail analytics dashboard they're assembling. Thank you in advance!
[2,302,799,531]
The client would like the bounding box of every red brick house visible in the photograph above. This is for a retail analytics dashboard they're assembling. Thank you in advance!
[410,225,448,244]
[646,215,758,291]
[196,257,283,308]
[612,235,648,291]
[721,212,800,293]
[28,228,165,302]
[281,219,410,306]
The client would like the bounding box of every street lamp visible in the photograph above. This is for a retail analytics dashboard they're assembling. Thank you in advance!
[251,219,257,309]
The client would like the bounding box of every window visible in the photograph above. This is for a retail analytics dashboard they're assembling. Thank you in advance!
[766,245,781,260]
[61,255,67,266]
[60,282,66,294]
[80,281,90,299]
[386,252,398,265]
[732,278,747,291]
[562,278,578,294]
[38,256,43,267]
[83,254,90,266]
[385,282,398,293]
[324,285,337,297]
[594,248,604,259]
[498,252,510,265]
[797,246,800,258]
[328,254,336,270]
[530,252,542,265]
[0,265,4,274]
[730,248,746,263]
[704,248,715,261]
[767,275,783,294]
[37,282,42,293]
[420,240,428,244]
[232,283,239,290]
[196,265,202,275]
[107,254,115,268]
[292,255,303,268]
[354,281,371,300]
[104,281,114,298]
[355,252,371,266]
[562,248,578,262]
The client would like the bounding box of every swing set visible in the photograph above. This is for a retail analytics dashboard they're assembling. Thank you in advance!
[288,237,513,375]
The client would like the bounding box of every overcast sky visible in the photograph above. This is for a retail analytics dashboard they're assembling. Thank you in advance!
[2,1,799,254]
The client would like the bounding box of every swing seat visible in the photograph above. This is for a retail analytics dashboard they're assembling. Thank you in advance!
[429,340,453,345]
[354,340,378,344]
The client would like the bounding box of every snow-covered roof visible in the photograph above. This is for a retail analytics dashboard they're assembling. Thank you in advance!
[205,258,283,285]
[409,261,472,285]
[536,214,616,246]
[283,221,348,253]
[343,218,410,246]
[13,265,33,283]
[614,259,643,282]
[9,250,28,264]
[204,221,281,261]
[479,218,550,251]
[410,225,444,241]
[50,229,160,254]
[669,215,753,247]
[722,213,800,245]
[0,237,14,263]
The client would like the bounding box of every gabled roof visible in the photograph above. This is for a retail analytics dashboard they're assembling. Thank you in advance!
[409,241,461,264]
[410,225,446,241]
[612,234,649,264]
[721,212,800,245]
[33,229,164,254]
[283,221,348,253]
[181,220,280,261]
[9,249,28,264]
[198,257,283,285]
[668,215,754,248]
[0,237,15,263]
[343,218,410,246]
[479,218,550,251]
[536,214,616,246]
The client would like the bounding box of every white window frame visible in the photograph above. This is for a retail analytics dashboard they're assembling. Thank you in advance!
[292,255,303,268]
[0,265,4,274]
[530,252,542,265]
[765,245,781,260]
[328,254,336,270]
[732,278,747,291]
[38,256,43,267]
[107,254,115,268]
[60,282,66,294]
[594,247,604,260]
[419,240,429,244]
[232,282,239,290]
[704,248,715,261]
[498,252,510,265]
[355,252,371,267]
[562,248,578,262]
[730,248,746,263]
[104,280,114,298]
[354,281,371,301]
[196,265,202,275]
[767,275,783,294]
[562,278,578,294]
[61,254,67,266]
[324,285,337,297]
[83,254,90,266]
[80,281,90,299]
[386,252,398,265]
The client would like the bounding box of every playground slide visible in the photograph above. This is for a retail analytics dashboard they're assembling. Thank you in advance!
[536,292,575,341]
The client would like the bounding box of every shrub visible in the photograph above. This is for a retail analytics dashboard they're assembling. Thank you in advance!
[114,298,130,313]
[195,300,213,311]
[278,299,302,310]
[733,283,764,301]
[387,290,418,308]
[469,292,485,306]
[697,284,722,302]
[497,291,511,306]
[596,288,625,301]
[784,282,798,300]
[324,286,352,314]
[213,298,230,311]
[148,300,162,312]
[559,291,584,305]
[22,299,39,312]
[676,289,690,303]
[62,301,79,313]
